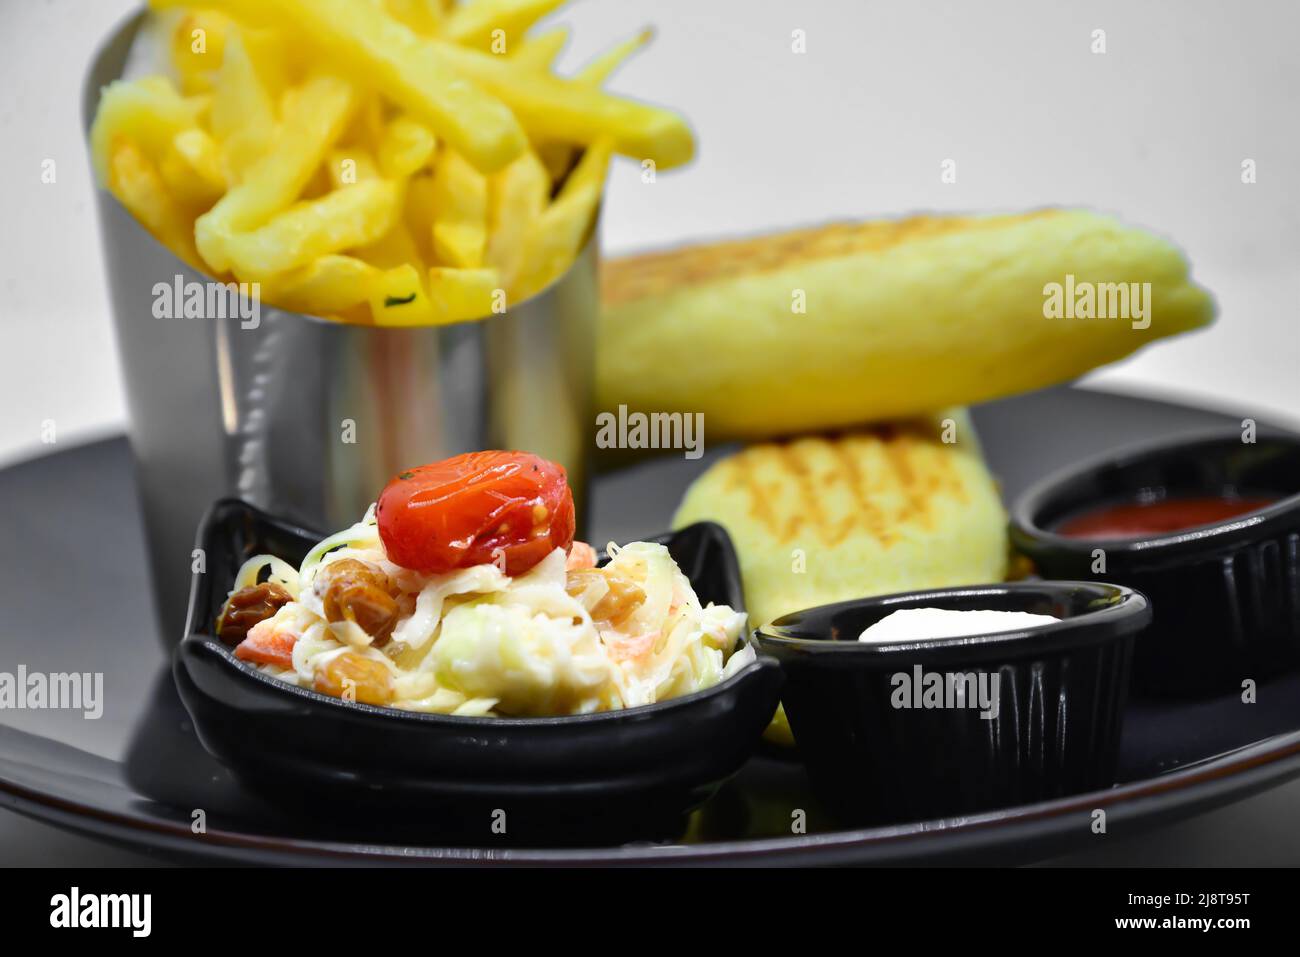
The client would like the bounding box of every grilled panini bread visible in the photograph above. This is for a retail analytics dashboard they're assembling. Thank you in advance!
[672,410,1007,629]
[601,209,1214,439]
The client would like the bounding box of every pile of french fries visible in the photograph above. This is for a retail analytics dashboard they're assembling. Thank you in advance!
[91,0,691,324]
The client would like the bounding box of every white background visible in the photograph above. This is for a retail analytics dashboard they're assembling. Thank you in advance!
[0,0,1296,465]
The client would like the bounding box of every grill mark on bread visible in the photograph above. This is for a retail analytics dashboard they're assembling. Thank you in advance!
[829,435,886,546]
[775,441,824,544]
[601,210,1063,307]
[828,438,864,547]
[715,429,976,547]
[883,439,930,531]
[720,454,779,543]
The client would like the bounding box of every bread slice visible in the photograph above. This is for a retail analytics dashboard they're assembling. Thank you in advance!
[600,209,1215,439]
[672,410,1008,628]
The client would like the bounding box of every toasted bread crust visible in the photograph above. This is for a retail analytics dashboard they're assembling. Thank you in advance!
[601,210,1062,306]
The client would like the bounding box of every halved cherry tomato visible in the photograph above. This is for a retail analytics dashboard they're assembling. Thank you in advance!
[376,451,575,576]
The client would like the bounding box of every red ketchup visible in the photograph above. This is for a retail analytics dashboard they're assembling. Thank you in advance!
[1056,495,1277,539]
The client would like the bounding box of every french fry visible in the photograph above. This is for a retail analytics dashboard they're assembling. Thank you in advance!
[209,29,276,178]
[254,0,527,172]
[240,27,297,101]
[298,161,335,202]
[159,129,226,207]
[89,77,204,183]
[370,263,436,324]
[531,31,650,183]
[402,172,437,265]
[575,27,653,86]
[510,27,568,70]
[556,136,612,200]
[196,73,357,271]
[162,0,686,168]
[443,0,565,52]
[104,0,677,326]
[223,178,401,280]
[431,150,488,267]
[534,140,576,185]
[377,116,436,178]
[107,138,202,267]
[171,10,230,94]
[511,186,596,300]
[171,129,225,185]
[512,138,609,299]
[260,254,379,314]
[149,0,278,29]
[356,218,427,271]
[427,266,501,322]
[486,148,549,287]
[353,95,388,154]
[382,0,446,36]
[430,41,694,169]
[327,148,381,188]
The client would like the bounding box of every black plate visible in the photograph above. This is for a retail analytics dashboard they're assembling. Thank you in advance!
[5,386,1300,865]
[175,502,782,844]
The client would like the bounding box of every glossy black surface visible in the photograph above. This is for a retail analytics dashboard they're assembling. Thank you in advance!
[175,502,782,843]
[6,387,1300,864]
[757,582,1148,824]
[1010,431,1300,693]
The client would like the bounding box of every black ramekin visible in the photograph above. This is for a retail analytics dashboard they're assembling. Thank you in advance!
[754,582,1149,826]
[1010,431,1300,695]
[174,500,783,845]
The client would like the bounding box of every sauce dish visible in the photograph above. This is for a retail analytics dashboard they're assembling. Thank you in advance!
[754,581,1149,826]
[1010,431,1300,694]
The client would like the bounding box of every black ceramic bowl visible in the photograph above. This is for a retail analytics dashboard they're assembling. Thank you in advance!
[754,582,1149,826]
[174,500,782,844]
[1010,431,1300,695]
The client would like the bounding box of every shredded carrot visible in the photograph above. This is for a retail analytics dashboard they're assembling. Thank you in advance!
[233,619,297,668]
[604,630,656,663]
[565,541,597,571]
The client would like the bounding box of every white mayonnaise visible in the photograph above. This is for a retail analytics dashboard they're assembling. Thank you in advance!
[858,607,1059,643]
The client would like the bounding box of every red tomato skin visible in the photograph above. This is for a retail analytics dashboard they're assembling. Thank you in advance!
[376,451,575,576]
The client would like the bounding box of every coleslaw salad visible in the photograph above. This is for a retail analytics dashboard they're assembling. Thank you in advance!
[222,505,753,717]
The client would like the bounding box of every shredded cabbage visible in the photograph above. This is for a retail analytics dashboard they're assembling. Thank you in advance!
[298,514,381,579]
[224,506,751,716]
[232,554,301,598]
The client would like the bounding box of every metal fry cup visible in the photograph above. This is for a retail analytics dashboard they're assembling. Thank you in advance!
[85,14,597,644]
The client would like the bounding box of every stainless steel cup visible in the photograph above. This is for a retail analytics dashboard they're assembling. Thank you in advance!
[84,14,597,644]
